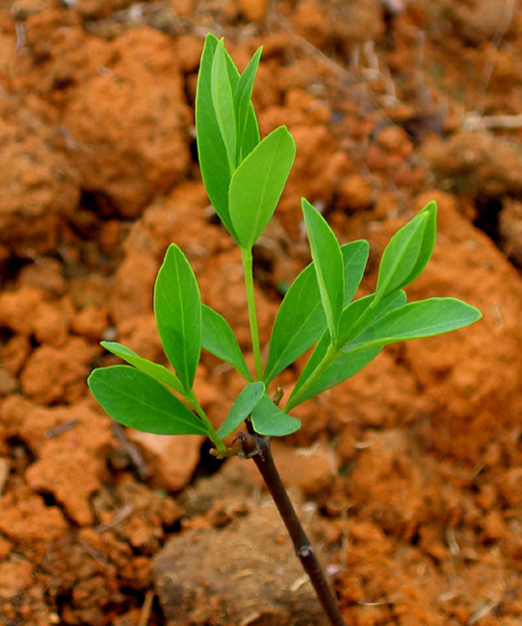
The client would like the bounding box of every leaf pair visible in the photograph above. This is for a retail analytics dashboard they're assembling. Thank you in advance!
[286,292,481,410]
[154,245,258,388]
[196,33,296,249]
[284,201,482,410]
[302,199,345,344]
[88,365,208,436]
[340,297,482,354]
[374,201,437,304]
[335,201,480,355]
[299,200,438,346]
[89,242,260,438]
[88,244,209,437]
[264,238,369,383]
[195,34,259,235]
[209,38,261,173]
[88,360,299,440]
[284,292,406,410]
[216,382,300,438]
[299,200,439,347]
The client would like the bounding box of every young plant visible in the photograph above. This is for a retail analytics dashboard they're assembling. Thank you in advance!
[88,35,482,626]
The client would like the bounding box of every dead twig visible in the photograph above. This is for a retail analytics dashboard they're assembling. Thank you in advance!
[477,0,517,113]
[266,10,395,119]
[138,588,155,626]
[463,113,522,131]
[14,21,26,50]
[467,599,502,625]
[445,525,460,557]
[77,539,110,568]
[93,503,134,533]
[111,421,149,481]
[45,420,78,438]
[0,458,10,498]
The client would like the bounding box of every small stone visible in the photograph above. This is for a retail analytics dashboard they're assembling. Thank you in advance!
[237,0,269,21]
[20,337,92,404]
[337,174,373,211]
[0,535,11,560]
[0,368,19,396]
[72,305,109,341]
[126,431,204,491]
[0,560,33,599]
[0,487,68,554]
[499,198,522,268]
[18,257,67,296]
[154,498,328,626]
[377,125,411,155]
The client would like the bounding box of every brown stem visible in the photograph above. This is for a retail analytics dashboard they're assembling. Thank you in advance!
[238,431,347,626]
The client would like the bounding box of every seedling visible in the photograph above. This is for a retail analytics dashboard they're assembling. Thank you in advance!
[88,35,481,626]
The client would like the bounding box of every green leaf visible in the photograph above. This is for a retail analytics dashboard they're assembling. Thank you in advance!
[229,126,296,249]
[154,244,202,390]
[216,381,265,438]
[264,240,369,383]
[101,341,185,396]
[264,262,323,383]
[240,103,260,162]
[342,240,370,305]
[287,341,381,408]
[402,201,437,288]
[302,198,344,343]
[222,44,259,161]
[337,290,407,347]
[195,34,237,238]
[341,297,482,353]
[251,394,301,436]
[211,39,237,170]
[234,46,262,162]
[286,291,406,409]
[285,332,332,409]
[375,202,437,302]
[222,41,241,90]
[202,305,253,382]
[88,366,208,436]
[302,347,381,406]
